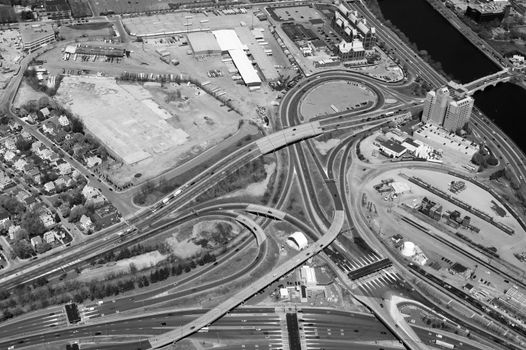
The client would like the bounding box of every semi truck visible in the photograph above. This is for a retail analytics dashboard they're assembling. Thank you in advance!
[434,339,455,349]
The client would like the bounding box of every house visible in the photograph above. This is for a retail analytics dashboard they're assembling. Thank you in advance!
[3,151,16,163]
[40,213,55,229]
[43,230,57,244]
[81,185,101,201]
[79,215,93,232]
[39,107,50,119]
[57,162,72,175]
[43,181,55,194]
[8,225,22,240]
[23,195,37,209]
[0,210,10,228]
[13,158,28,171]
[42,121,57,135]
[21,130,33,140]
[85,156,102,168]
[63,175,74,187]
[58,115,70,127]
[54,177,66,191]
[30,236,42,248]
[26,166,40,178]
[15,190,30,202]
[33,174,42,185]
[0,171,12,190]
[4,137,16,150]
[72,169,82,180]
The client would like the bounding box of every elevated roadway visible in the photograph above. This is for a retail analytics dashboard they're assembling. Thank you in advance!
[147,209,345,348]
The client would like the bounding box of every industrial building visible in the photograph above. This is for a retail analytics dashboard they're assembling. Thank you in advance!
[333,5,377,50]
[73,44,126,58]
[465,0,510,22]
[187,32,221,56]
[212,29,261,87]
[337,39,365,62]
[422,84,474,132]
[19,23,55,52]
[376,139,407,158]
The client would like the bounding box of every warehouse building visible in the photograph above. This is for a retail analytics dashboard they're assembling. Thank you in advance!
[187,32,221,56]
[213,29,261,87]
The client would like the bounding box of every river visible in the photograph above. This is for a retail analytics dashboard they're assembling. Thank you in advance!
[378,0,526,153]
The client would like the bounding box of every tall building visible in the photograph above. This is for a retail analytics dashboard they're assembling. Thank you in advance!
[421,85,474,132]
[443,96,474,131]
[429,87,450,125]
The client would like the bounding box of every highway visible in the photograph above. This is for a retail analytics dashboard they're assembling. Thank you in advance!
[0,307,404,350]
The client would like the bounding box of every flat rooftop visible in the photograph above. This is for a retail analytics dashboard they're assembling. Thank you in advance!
[19,23,54,44]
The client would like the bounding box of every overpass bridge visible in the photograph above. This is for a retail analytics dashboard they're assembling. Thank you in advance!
[464,69,511,94]
[147,210,345,349]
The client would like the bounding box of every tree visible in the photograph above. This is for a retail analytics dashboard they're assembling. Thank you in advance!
[38,96,50,109]
[21,210,46,237]
[36,242,52,254]
[70,117,84,133]
[12,239,34,259]
[15,137,32,152]
[69,205,86,223]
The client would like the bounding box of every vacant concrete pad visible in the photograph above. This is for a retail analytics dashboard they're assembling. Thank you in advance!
[55,76,189,165]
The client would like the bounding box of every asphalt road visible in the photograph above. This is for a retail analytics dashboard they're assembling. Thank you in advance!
[0,307,405,350]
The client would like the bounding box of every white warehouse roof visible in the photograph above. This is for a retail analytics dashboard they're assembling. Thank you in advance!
[213,29,245,51]
[287,231,308,251]
[228,49,261,86]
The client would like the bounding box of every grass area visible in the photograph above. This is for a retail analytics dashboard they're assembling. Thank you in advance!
[133,133,261,206]
[285,181,309,224]
[68,22,112,31]
[196,156,268,203]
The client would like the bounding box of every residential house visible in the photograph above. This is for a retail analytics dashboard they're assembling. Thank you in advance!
[79,215,93,232]
[54,177,66,191]
[30,236,42,248]
[43,181,55,194]
[72,169,82,180]
[33,174,42,185]
[43,230,56,244]
[57,162,72,175]
[40,213,55,229]
[0,171,12,190]
[4,137,16,150]
[0,210,10,229]
[20,130,33,140]
[8,225,21,240]
[63,176,74,187]
[23,195,37,210]
[3,151,16,163]
[42,121,57,135]
[26,166,40,178]
[8,121,22,132]
[15,190,30,202]
[13,158,28,172]
[58,115,70,127]
[81,185,101,201]
[39,107,50,119]
[82,185,106,207]
[85,156,102,168]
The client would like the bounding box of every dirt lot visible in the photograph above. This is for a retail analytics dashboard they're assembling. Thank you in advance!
[78,251,166,281]
[55,75,241,184]
[300,80,378,119]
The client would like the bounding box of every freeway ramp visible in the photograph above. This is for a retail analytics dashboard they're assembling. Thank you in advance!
[147,210,345,349]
